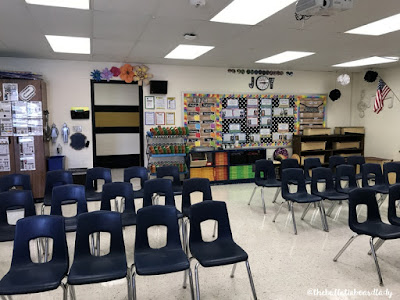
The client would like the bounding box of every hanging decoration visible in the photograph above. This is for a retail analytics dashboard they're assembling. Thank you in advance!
[90,69,101,81]
[101,68,113,82]
[119,64,135,83]
[329,89,341,101]
[110,66,121,77]
[133,65,153,86]
[227,69,290,76]
[364,71,378,83]
[337,74,350,86]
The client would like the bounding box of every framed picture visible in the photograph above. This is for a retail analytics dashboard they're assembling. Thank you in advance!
[145,96,154,109]
[155,112,165,125]
[166,112,175,125]
[145,112,155,125]
[167,97,176,110]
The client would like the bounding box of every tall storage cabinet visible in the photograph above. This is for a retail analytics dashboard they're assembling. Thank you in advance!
[0,79,49,199]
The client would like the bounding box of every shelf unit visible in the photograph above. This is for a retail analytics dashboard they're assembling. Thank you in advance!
[146,135,189,175]
[188,148,266,184]
[292,134,365,166]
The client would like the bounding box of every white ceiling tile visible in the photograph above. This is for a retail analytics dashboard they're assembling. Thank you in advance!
[93,0,159,15]
[93,39,134,57]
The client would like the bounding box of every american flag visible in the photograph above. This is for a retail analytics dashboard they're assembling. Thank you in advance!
[374,79,391,114]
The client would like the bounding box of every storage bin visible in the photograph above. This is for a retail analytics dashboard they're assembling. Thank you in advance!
[333,141,360,150]
[339,153,362,157]
[303,128,331,135]
[300,155,324,166]
[214,167,228,181]
[334,127,365,135]
[301,141,326,151]
[190,153,207,167]
[47,156,65,171]
[215,152,228,166]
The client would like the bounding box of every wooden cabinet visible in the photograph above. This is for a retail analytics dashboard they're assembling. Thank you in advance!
[292,134,365,166]
[0,79,48,199]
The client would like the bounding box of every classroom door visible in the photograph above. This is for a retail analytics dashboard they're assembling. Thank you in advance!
[91,81,143,168]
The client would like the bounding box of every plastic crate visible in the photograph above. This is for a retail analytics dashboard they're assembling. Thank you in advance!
[215,152,228,166]
[190,168,203,178]
[214,167,228,181]
[201,167,214,181]
[47,156,65,171]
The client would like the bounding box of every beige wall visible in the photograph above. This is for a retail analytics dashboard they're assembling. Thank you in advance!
[0,57,352,168]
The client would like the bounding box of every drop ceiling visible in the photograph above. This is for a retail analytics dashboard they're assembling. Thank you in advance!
[0,0,400,71]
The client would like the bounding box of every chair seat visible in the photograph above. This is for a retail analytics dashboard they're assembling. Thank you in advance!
[64,217,77,233]
[390,218,400,227]
[68,255,127,285]
[190,240,248,268]
[133,189,144,199]
[135,247,189,276]
[365,185,389,194]
[44,195,77,207]
[158,186,183,196]
[0,225,15,242]
[85,190,102,202]
[337,187,358,194]
[0,263,67,295]
[352,221,400,240]
[285,193,321,203]
[313,190,348,201]
[121,211,137,227]
[255,179,280,188]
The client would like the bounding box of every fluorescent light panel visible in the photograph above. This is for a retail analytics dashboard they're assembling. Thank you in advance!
[165,45,214,60]
[45,35,90,54]
[333,56,399,67]
[25,0,89,10]
[256,51,315,64]
[211,0,296,25]
[346,13,400,36]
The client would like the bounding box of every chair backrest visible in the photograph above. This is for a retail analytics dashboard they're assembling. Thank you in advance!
[135,205,181,251]
[255,159,277,181]
[189,200,233,244]
[0,174,31,192]
[311,167,335,193]
[73,211,125,258]
[156,166,180,186]
[0,190,36,227]
[281,158,299,170]
[388,184,400,225]
[304,158,322,180]
[182,178,212,212]
[44,170,73,196]
[101,182,136,213]
[50,184,87,217]
[348,188,381,230]
[123,166,148,189]
[361,163,385,187]
[281,168,307,199]
[335,165,358,191]
[329,155,346,172]
[383,162,400,185]
[11,215,68,268]
[347,155,365,168]
[85,167,112,191]
[143,178,175,207]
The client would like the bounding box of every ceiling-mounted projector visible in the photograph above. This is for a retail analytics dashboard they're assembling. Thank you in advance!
[296,0,353,16]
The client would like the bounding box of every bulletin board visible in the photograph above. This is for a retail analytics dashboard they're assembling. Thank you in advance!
[295,95,327,134]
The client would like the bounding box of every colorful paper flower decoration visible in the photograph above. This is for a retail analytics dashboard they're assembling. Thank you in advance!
[90,69,101,81]
[133,65,153,86]
[110,66,121,77]
[101,68,113,82]
[119,64,135,83]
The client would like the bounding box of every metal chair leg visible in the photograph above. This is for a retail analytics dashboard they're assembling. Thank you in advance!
[41,204,45,215]
[61,283,68,300]
[36,239,42,263]
[248,186,257,205]
[261,188,266,214]
[272,187,281,203]
[301,203,311,220]
[326,201,336,217]
[131,266,137,300]
[96,232,100,256]
[245,260,258,300]
[290,202,297,235]
[44,238,49,262]
[333,234,358,261]
[188,268,195,300]
[90,233,95,255]
[194,262,201,300]
[272,202,285,222]
[230,264,237,278]
[69,285,77,300]
[127,271,133,300]
[369,237,384,286]
[212,220,217,238]
[368,238,385,255]
[319,201,329,232]
[378,194,387,208]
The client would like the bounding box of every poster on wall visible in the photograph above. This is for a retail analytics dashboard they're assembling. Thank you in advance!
[145,112,155,125]
[2,83,18,101]
[155,96,166,109]
[296,95,327,134]
[0,102,12,119]
[19,136,36,171]
[167,97,176,110]
[1,119,13,136]
[0,137,10,172]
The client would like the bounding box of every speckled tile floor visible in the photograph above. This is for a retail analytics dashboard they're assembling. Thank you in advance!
[1,171,400,300]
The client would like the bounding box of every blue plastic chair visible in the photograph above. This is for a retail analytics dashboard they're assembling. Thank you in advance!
[156,166,183,195]
[0,190,36,242]
[0,174,31,192]
[383,162,400,186]
[0,215,69,297]
[333,188,400,286]
[124,166,148,199]
[85,167,112,202]
[361,163,389,206]
[41,170,73,214]
[132,205,194,299]
[329,155,346,180]
[101,182,137,227]
[248,160,281,214]
[50,184,87,232]
[347,156,365,180]
[67,211,132,299]
[281,158,299,170]
[335,165,358,194]
[311,167,347,219]
[303,157,322,184]
[189,201,257,300]
[273,168,327,234]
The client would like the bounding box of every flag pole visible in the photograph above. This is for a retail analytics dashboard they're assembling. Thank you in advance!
[380,76,400,103]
